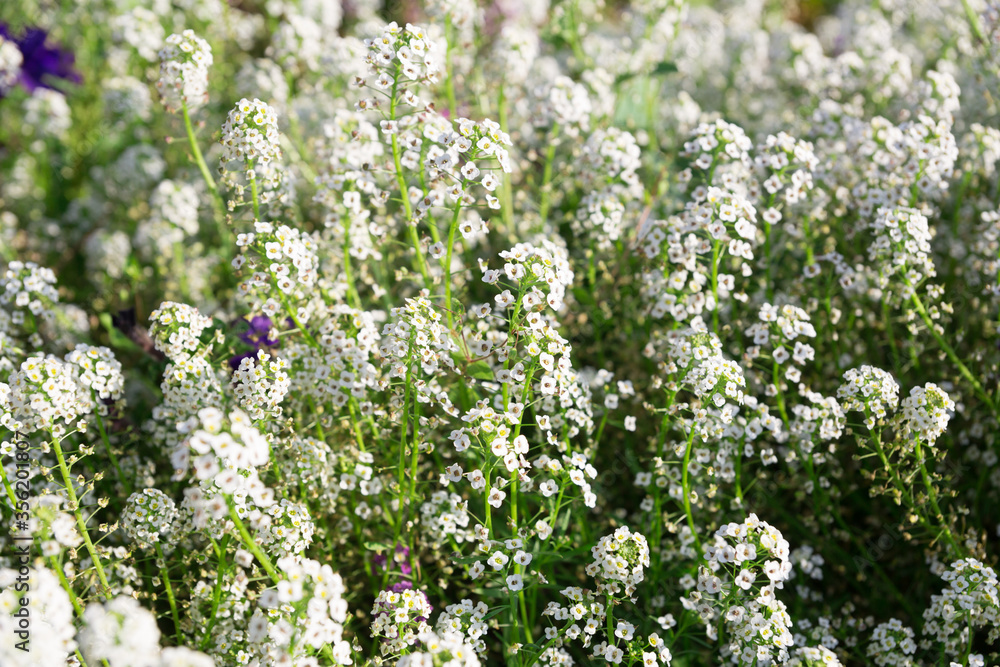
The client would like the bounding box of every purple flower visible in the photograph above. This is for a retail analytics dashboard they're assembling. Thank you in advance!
[228,315,278,369]
[239,315,278,348]
[0,24,80,97]
[372,543,413,575]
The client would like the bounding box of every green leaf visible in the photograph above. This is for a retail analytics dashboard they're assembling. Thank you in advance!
[651,61,678,76]
[614,61,677,86]
[99,313,140,352]
[465,360,495,381]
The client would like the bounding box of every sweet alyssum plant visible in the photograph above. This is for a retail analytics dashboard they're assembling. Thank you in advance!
[1,0,1000,665]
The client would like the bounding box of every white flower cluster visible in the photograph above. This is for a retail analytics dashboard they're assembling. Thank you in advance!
[586,526,651,597]
[282,305,381,413]
[679,119,754,188]
[788,391,846,460]
[922,558,1000,658]
[868,206,936,289]
[574,127,643,245]
[898,382,955,447]
[220,98,281,168]
[23,89,72,139]
[490,23,539,85]
[176,407,269,483]
[0,567,77,666]
[110,7,165,62]
[78,595,215,667]
[420,490,473,546]
[156,30,213,113]
[483,240,574,312]
[698,514,794,666]
[754,132,817,225]
[435,598,489,657]
[122,488,180,548]
[362,22,440,87]
[64,344,125,404]
[147,352,224,455]
[415,115,513,212]
[148,301,214,362]
[396,628,482,667]
[380,296,459,402]
[786,645,843,667]
[0,35,22,96]
[256,498,315,557]
[667,329,747,426]
[529,75,593,135]
[371,586,434,656]
[745,303,817,386]
[173,408,274,535]
[235,221,319,314]
[78,595,162,667]
[2,261,59,326]
[135,179,201,259]
[641,187,759,322]
[232,350,290,422]
[837,366,900,429]
[2,347,122,435]
[252,556,352,665]
[867,619,917,667]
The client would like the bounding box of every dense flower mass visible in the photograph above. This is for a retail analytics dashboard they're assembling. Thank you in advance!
[156,30,212,113]
[4,1,1000,666]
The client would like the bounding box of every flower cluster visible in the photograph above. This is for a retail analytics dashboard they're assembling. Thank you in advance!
[148,301,214,362]
[867,619,917,667]
[484,240,575,312]
[2,349,117,435]
[0,35,22,95]
[156,30,212,113]
[231,350,290,422]
[435,598,490,657]
[362,22,440,89]
[745,302,817,386]
[898,382,955,447]
[587,526,651,597]
[371,585,434,656]
[867,206,936,291]
[220,98,281,168]
[121,488,180,548]
[698,514,794,666]
[921,558,1000,658]
[1,260,59,344]
[668,329,747,426]
[837,365,900,429]
[235,221,319,311]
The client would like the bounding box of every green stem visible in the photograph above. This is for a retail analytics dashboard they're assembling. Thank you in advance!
[389,80,430,288]
[710,240,721,335]
[249,170,260,220]
[227,501,280,584]
[681,425,702,555]
[443,199,464,329]
[181,102,217,195]
[538,124,560,226]
[913,438,963,557]
[199,537,230,650]
[91,399,130,496]
[155,542,182,642]
[51,435,111,598]
[342,217,362,310]
[909,285,996,415]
